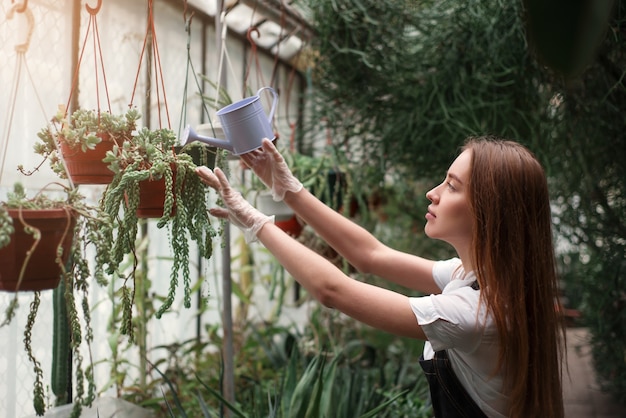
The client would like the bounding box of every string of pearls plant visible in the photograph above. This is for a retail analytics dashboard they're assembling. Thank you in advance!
[101,123,218,337]
[0,183,114,417]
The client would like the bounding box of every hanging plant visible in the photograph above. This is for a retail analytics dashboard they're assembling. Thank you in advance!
[27,107,140,184]
[522,0,614,79]
[101,123,218,331]
[0,182,114,417]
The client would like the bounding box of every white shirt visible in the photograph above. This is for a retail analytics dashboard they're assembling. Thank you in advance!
[409,258,509,418]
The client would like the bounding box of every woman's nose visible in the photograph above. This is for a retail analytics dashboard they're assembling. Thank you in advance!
[426,186,437,203]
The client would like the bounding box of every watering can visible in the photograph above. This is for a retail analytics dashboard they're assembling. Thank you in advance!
[182,87,278,155]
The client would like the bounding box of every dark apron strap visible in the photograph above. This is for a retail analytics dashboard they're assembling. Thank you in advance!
[419,350,488,418]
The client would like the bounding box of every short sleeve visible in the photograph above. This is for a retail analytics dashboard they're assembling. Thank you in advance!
[432,257,463,290]
[409,258,486,353]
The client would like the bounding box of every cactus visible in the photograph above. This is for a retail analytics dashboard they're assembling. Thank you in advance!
[51,279,71,405]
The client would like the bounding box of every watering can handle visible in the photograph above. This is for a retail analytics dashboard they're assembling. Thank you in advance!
[257,87,279,125]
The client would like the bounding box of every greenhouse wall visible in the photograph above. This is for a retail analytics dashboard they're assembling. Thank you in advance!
[0,1,310,416]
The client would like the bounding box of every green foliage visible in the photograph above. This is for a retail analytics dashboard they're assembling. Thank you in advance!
[106,249,431,418]
[142,331,431,418]
[300,0,546,178]
[283,145,358,213]
[545,0,626,403]
[101,124,218,336]
[0,201,14,250]
[51,280,71,405]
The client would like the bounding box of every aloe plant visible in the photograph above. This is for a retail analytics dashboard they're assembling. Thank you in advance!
[147,332,430,417]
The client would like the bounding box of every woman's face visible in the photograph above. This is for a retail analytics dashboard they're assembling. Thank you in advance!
[424,149,473,253]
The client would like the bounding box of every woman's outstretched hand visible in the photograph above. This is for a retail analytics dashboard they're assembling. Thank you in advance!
[239,138,303,201]
[196,166,273,243]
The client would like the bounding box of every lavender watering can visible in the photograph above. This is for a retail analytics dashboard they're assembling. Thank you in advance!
[182,87,278,155]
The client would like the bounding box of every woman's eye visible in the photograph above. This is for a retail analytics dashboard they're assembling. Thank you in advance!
[446,181,456,191]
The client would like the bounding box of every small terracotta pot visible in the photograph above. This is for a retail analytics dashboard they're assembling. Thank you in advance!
[59,137,115,184]
[0,208,76,292]
[275,215,304,238]
[135,168,177,219]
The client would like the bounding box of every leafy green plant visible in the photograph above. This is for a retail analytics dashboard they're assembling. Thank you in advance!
[100,124,218,336]
[0,183,114,417]
[25,107,140,179]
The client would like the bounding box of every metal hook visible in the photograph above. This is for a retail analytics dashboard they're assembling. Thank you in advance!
[7,0,34,52]
[247,27,261,44]
[85,0,102,15]
[11,0,28,14]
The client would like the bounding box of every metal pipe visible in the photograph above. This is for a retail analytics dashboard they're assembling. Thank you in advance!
[216,3,236,416]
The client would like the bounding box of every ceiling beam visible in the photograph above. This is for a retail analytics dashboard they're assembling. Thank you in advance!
[239,0,316,42]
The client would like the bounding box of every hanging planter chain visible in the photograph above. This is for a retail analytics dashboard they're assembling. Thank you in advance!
[129,0,171,130]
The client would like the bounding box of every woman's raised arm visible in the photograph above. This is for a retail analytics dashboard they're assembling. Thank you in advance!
[240,140,439,295]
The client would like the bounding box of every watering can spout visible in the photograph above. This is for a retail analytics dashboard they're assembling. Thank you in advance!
[182,125,233,152]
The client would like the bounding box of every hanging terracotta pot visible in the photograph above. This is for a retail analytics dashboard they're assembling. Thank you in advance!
[59,135,116,185]
[135,168,177,219]
[0,208,76,292]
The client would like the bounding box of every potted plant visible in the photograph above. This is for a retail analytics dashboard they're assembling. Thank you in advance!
[0,184,76,292]
[254,190,305,237]
[0,182,114,417]
[28,107,141,184]
[100,124,218,321]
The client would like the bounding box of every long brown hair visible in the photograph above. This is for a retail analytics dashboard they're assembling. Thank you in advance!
[463,136,566,418]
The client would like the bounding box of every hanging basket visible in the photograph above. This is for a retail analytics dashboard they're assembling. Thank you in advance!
[59,136,116,185]
[0,208,76,292]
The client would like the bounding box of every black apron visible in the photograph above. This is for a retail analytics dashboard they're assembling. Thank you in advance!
[419,349,488,418]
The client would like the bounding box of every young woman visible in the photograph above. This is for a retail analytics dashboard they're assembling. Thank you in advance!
[196,136,566,418]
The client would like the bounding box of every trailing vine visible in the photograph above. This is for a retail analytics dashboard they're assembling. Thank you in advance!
[101,123,217,332]
[0,182,112,417]
[23,291,45,415]
[0,205,14,249]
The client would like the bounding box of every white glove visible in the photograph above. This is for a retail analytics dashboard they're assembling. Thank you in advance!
[240,138,303,201]
[196,166,273,243]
